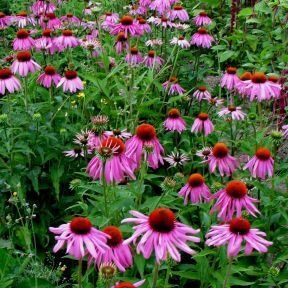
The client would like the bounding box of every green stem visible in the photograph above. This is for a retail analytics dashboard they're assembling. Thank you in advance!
[23,77,29,112]
[164,262,170,287]
[102,161,109,218]
[136,160,147,208]
[229,121,234,156]
[223,258,233,288]
[152,262,160,288]
[78,258,83,288]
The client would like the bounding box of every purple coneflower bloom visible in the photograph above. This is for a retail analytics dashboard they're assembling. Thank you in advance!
[55,30,79,49]
[243,147,274,179]
[104,129,132,140]
[174,23,190,30]
[60,13,81,26]
[193,86,211,101]
[206,217,273,257]
[163,151,189,168]
[143,50,164,69]
[193,11,212,26]
[13,11,36,28]
[13,29,35,50]
[191,27,214,48]
[125,123,164,169]
[35,29,59,54]
[92,226,133,272]
[221,67,240,90]
[196,147,212,159]
[235,71,252,96]
[122,208,200,262]
[57,70,83,93]
[125,47,143,66]
[0,12,11,28]
[210,180,259,221]
[137,18,151,35]
[112,280,146,288]
[218,106,246,121]
[0,68,21,95]
[170,36,190,48]
[11,51,41,77]
[163,108,186,133]
[88,131,107,150]
[282,125,288,139]
[111,15,140,38]
[179,173,211,204]
[40,13,62,30]
[206,96,224,107]
[63,146,84,158]
[149,0,173,14]
[153,16,174,29]
[204,143,238,176]
[162,77,185,95]
[87,137,136,183]
[37,66,61,88]
[169,5,189,22]
[101,12,119,31]
[31,0,56,15]
[49,217,109,259]
[145,38,163,47]
[114,32,129,54]
[80,38,102,57]
[191,112,214,136]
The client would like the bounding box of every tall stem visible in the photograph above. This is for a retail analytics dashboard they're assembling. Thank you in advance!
[23,77,29,112]
[102,160,109,218]
[78,258,83,288]
[223,258,233,288]
[152,262,160,288]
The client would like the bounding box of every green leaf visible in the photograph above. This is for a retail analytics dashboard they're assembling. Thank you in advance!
[219,51,235,63]
[238,7,253,17]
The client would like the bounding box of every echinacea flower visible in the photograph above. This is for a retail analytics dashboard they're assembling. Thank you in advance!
[40,13,62,30]
[87,137,136,183]
[169,5,189,22]
[221,67,240,91]
[74,129,94,147]
[235,71,252,95]
[193,11,212,26]
[13,29,35,50]
[92,226,133,272]
[114,32,129,54]
[282,125,288,139]
[143,50,164,69]
[190,28,214,48]
[145,38,163,47]
[193,86,211,101]
[0,12,12,28]
[80,38,102,57]
[204,143,238,176]
[57,70,83,93]
[11,51,41,77]
[206,217,273,257]
[137,18,151,34]
[149,0,173,14]
[13,11,36,28]
[0,68,21,95]
[37,66,61,88]
[111,15,140,38]
[35,29,59,54]
[191,112,214,136]
[243,147,274,179]
[162,77,185,95]
[153,17,174,29]
[125,47,143,66]
[163,108,186,133]
[122,208,200,262]
[210,180,259,221]
[60,13,81,26]
[104,129,132,140]
[196,147,212,159]
[163,151,189,168]
[179,173,211,204]
[218,106,246,121]
[170,36,190,49]
[63,146,84,158]
[31,0,56,15]
[55,30,79,49]
[49,217,110,259]
[125,123,164,169]
[112,280,146,288]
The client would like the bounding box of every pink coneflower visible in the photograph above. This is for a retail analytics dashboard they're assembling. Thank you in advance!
[93,226,133,272]
[63,146,84,158]
[162,76,185,95]
[163,108,186,133]
[206,96,224,107]
[282,125,288,139]
[80,38,102,57]
[193,11,212,26]
[114,32,129,54]
[57,70,83,93]
[218,106,246,121]
[0,68,21,95]
[126,123,164,169]
[210,180,259,221]
[111,15,140,38]
[169,5,189,22]
[206,217,273,257]
[125,47,143,66]
[0,12,11,28]
[193,86,211,101]
[190,27,214,48]
[205,143,238,176]
[37,66,61,88]
[49,217,109,259]
[137,18,151,35]
[179,173,211,204]
[163,151,189,168]
[191,112,214,136]
[113,280,145,288]
[149,0,173,14]
[221,67,240,91]
[153,16,174,29]
[60,13,81,25]
[14,11,36,28]
[174,23,190,30]
[87,137,136,183]
[122,208,200,262]
[88,131,107,150]
[196,147,212,159]
[170,36,190,48]
[55,30,79,49]
[143,50,164,69]
[11,51,41,77]
[13,29,35,50]
[31,0,56,15]
[35,29,59,54]
[40,13,62,30]
[104,129,131,140]
[145,38,163,47]
[101,12,119,31]
[74,129,94,147]
[243,147,274,179]
[235,71,252,95]
[245,72,282,101]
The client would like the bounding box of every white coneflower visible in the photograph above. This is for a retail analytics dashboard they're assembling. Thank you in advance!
[145,38,163,47]
[218,106,246,121]
[195,147,212,159]
[63,146,84,158]
[170,36,190,48]
[163,151,189,168]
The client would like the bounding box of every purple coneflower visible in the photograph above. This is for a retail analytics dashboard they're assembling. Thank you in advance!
[104,129,132,140]
[149,0,173,14]
[125,47,143,66]
[218,105,246,121]
[125,123,164,169]
[235,71,252,96]
[163,108,186,133]
[179,173,211,204]
[122,208,200,262]
[143,50,164,69]
[210,180,259,221]
[243,147,274,179]
[63,146,84,158]
[191,112,214,136]
[57,70,83,93]
[193,11,212,26]
[13,29,34,51]
[221,67,240,91]
[193,86,211,101]
[169,5,189,21]
[55,30,79,49]
[162,76,185,95]
[87,137,136,183]
[145,38,163,47]
[60,13,81,26]
[153,16,174,29]
[31,0,56,15]
[114,32,129,54]
[49,217,109,259]
[191,27,214,48]
[196,147,212,159]
[35,29,59,55]
[206,217,273,257]
[111,15,140,38]
[113,280,145,288]
[40,13,62,30]
[0,68,21,95]
[37,66,61,88]
[163,151,189,168]
[137,18,151,34]
[11,51,41,77]
[282,125,288,139]
[205,143,238,176]
[170,36,190,48]
[0,12,11,28]
[13,11,36,28]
